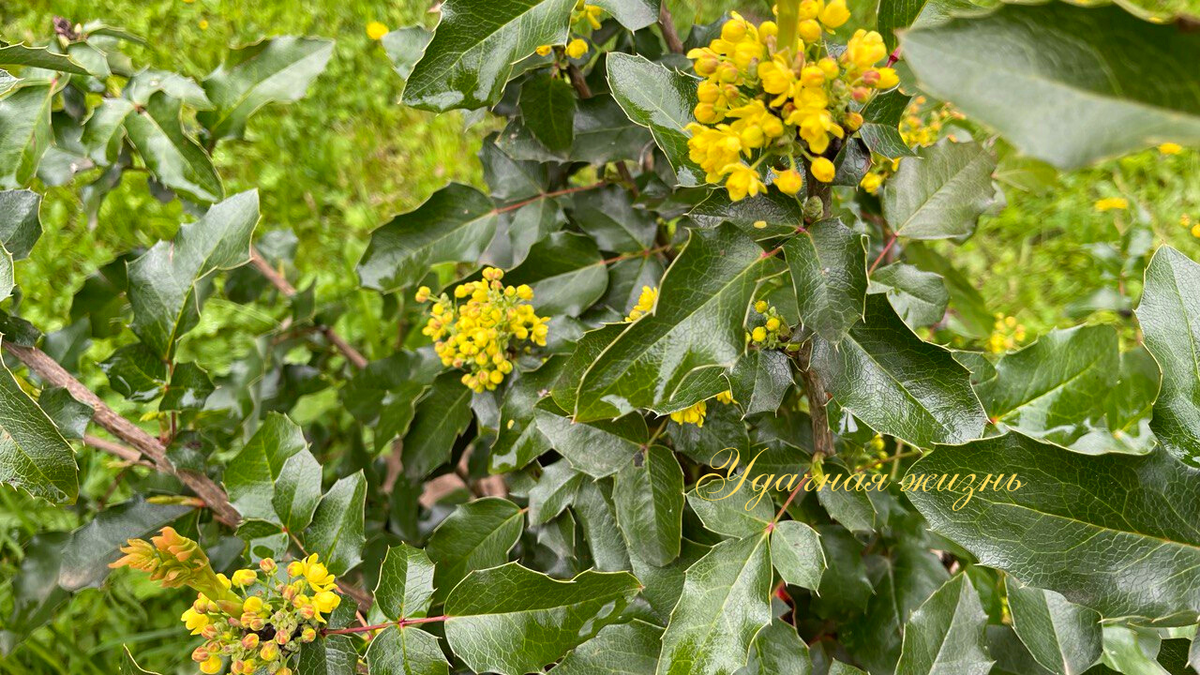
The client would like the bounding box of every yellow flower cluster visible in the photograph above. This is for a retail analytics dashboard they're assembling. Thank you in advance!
[537,2,603,58]
[418,268,549,393]
[1094,197,1128,212]
[671,390,736,427]
[626,286,658,321]
[987,314,1027,354]
[685,3,898,201]
[747,300,792,349]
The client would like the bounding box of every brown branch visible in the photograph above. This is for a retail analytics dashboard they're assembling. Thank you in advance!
[567,64,592,98]
[5,343,241,526]
[658,3,685,54]
[83,435,155,468]
[794,338,836,460]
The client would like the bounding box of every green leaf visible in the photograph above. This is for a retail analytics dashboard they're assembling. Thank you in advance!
[506,231,607,316]
[829,662,867,675]
[988,625,1054,675]
[770,520,825,592]
[0,83,53,189]
[501,95,656,164]
[574,224,771,421]
[687,487,773,539]
[358,183,497,293]
[535,399,648,477]
[59,497,190,590]
[631,537,710,622]
[198,36,334,140]
[124,70,212,109]
[401,372,473,480]
[492,357,566,474]
[159,361,213,411]
[815,459,878,534]
[223,413,320,531]
[901,3,1200,169]
[613,445,685,566]
[39,387,92,440]
[860,89,917,159]
[305,471,367,575]
[1137,247,1200,465]
[0,189,43,259]
[573,477,631,571]
[100,344,166,402]
[121,646,162,674]
[1007,578,1103,675]
[367,626,450,675]
[81,98,135,165]
[882,139,996,240]
[868,263,949,329]
[375,543,436,620]
[592,0,661,30]
[123,92,223,203]
[895,574,993,675]
[606,52,703,187]
[0,70,16,97]
[0,352,77,504]
[687,188,806,240]
[746,620,813,675]
[974,325,1119,449]
[520,74,576,154]
[812,295,986,447]
[654,532,772,675]
[572,184,657,253]
[445,563,640,675]
[0,44,91,75]
[297,634,358,675]
[728,349,793,417]
[877,0,977,52]
[528,460,585,525]
[426,497,523,605]
[127,190,259,356]
[785,217,868,344]
[549,620,663,674]
[907,433,1200,622]
[382,27,433,81]
[403,0,574,112]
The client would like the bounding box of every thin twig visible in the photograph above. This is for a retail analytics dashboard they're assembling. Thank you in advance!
[323,615,448,637]
[868,234,898,275]
[658,3,685,53]
[83,435,154,468]
[494,181,607,215]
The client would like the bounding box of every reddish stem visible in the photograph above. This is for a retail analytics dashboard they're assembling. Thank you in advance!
[770,473,812,526]
[322,615,449,636]
[886,47,902,67]
[868,234,898,275]
[494,182,607,215]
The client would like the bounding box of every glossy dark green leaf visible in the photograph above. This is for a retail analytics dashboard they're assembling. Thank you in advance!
[159,362,213,411]
[687,188,806,240]
[445,563,640,675]
[908,433,1200,621]
[100,344,166,402]
[631,536,709,622]
[374,381,426,453]
[506,231,607,316]
[812,295,986,447]
[224,413,320,528]
[902,3,1200,169]
[0,353,77,504]
[746,620,813,675]
[358,183,497,293]
[814,525,873,613]
[492,357,566,473]
[528,460,585,525]
[868,263,949,329]
[401,373,473,480]
[786,217,868,344]
[382,27,434,81]
[59,497,190,590]
[770,520,825,592]
[575,224,770,421]
[606,52,703,186]
[305,471,367,575]
[124,69,211,108]
[572,477,631,571]
[426,497,523,604]
[0,83,53,189]
[572,184,657,253]
[376,543,436,620]
[1137,247,1200,465]
[38,387,92,440]
[198,36,334,140]
[828,662,867,675]
[592,0,660,30]
[655,532,772,675]
[860,89,917,158]
[127,190,259,356]
[403,0,574,112]
[728,349,792,418]
[535,399,647,477]
[882,139,996,240]
[604,254,666,317]
[614,445,684,566]
[0,189,42,259]
[815,459,878,534]
[549,619,663,674]
[687,486,773,539]
[123,92,223,202]
[988,625,1054,675]
[895,574,992,675]
[520,74,576,153]
[0,44,90,75]
[501,95,654,164]
[1007,578,1102,675]
[367,625,450,675]
[297,634,357,675]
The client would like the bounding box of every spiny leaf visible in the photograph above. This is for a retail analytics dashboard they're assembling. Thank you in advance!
[613,445,685,566]
[606,53,703,186]
[895,574,992,675]
[0,349,78,504]
[426,498,523,605]
[123,92,224,203]
[882,139,996,240]
[785,217,868,344]
[375,543,437,621]
[1006,578,1102,675]
[0,83,54,189]
[305,471,367,575]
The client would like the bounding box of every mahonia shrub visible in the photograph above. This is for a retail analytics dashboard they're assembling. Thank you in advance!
[2,2,1200,675]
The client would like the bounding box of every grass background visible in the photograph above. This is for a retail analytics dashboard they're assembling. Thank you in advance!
[0,0,1198,671]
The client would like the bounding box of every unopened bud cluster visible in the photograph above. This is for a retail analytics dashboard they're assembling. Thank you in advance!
[537,1,604,60]
[747,300,793,349]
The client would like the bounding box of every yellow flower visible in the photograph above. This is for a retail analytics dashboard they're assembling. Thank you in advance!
[1158,142,1183,154]
[312,590,341,622]
[200,655,223,674]
[860,172,883,194]
[872,67,899,89]
[775,168,804,196]
[1192,223,1200,238]
[243,596,264,614]
[671,400,707,427]
[820,0,851,28]
[536,44,553,56]
[300,555,336,590]
[181,607,209,635]
[366,21,389,40]
[566,38,589,59]
[716,390,735,404]
[811,157,836,183]
[231,569,258,587]
[798,19,823,43]
[198,19,209,30]
[627,286,658,321]
[1094,197,1128,212]
[724,163,766,201]
[845,30,887,71]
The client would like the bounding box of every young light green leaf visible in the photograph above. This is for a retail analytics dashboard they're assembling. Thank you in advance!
[199,36,334,140]
[895,574,993,675]
[401,372,473,480]
[907,433,1200,622]
[901,3,1200,169]
[0,352,77,504]
[811,295,987,447]
[770,520,825,592]
[0,43,91,75]
[224,413,320,531]
[1007,578,1103,675]
[0,189,43,259]
[574,224,771,421]
[520,74,576,154]
[0,83,54,189]
[868,263,949,329]
[305,472,367,575]
[785,217,868,344]
[123,92,223,203]
[1136,247,1200,466]
[613,445,685,566]
[357,183,497,293]
[606,53,703,186]
[882,139,995,241]
[549,620,663,674]
[445,563,640,675]
[127,190,259,356]
[375,544,436,621]
[426,497,523,604]
[367,625,450,675]
[403,0,574,112]
[655,533,772,675]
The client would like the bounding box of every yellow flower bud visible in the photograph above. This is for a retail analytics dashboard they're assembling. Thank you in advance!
[536,44,553,56]
[820,0,851,28]
[844,112,863,131]
[415,286,431,302]
[231,569,257,587]
[200,655,223,674]
[243,596,263,614]
[811,157,836,183]
[873,67,899,89]
[766,317,781,331]
[566,38,589,59]
[774,168,804,196]
[721,18,747,42]
[798,19,823,43]
[755,300,769,313]
[752,326,767,342]
[366,21,389,41]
